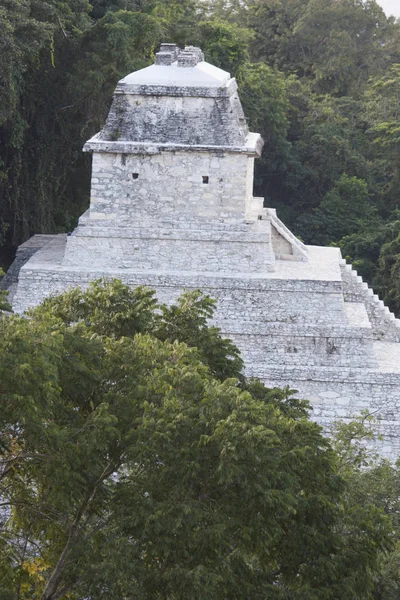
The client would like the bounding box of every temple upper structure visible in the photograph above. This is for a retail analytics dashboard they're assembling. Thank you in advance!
[5,44,400,459]
[60,43,306,274]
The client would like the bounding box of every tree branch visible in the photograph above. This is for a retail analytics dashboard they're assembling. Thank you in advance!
[57,15,68,39]
[55,76,116,113]
[41,459,118,600]
[55,92,94,113]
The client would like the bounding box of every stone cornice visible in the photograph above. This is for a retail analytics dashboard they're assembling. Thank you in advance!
[114,78,238,98]
[83,132,264,157]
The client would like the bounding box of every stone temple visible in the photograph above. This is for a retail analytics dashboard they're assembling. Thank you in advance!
[5,44,400,458]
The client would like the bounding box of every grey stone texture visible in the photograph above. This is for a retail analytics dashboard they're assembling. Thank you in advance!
[1,235,60,305]
[7,45,400,460]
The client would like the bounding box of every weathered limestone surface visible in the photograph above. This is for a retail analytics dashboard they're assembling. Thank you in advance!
[1,235,59,305]
[8,44,400,459]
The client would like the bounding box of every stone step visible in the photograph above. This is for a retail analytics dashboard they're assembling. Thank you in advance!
[341,259,400,341]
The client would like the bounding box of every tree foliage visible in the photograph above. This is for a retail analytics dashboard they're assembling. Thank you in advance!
[297,173,373,245]
[331,415,400,600]
[0,280,393,599]
[0,269,10,312]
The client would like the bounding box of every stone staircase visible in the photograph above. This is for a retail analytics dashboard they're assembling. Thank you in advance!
[340,258,400,342]
[265,207,308,261]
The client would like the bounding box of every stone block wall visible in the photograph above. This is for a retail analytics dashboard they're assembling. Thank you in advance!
[229,328,376,368]
[0,235,60,305]
[63,233,275,273]
[102,93,246,146]
[86,150,254,223]
[254,366,400,460]
[13,257,348,327]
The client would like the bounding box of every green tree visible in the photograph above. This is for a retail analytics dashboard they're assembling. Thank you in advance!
[265,90,370,229]
[237,61,291,204]
[374,231,400,315]
[246,0,309,70]
[0,0,57,126]
[0,269,11,312]
[331,415,400,599]
[0,0,161,252]
[196,20,251,74]
[340,219,400,316]
[339,221,398,291]
[296,173,374,245]
[365,64,400,211]
[0,280,392,599]
[145,0,198,46]
[247,0,389,96]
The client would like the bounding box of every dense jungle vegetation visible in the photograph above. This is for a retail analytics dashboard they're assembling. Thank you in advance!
[1,0,400,311]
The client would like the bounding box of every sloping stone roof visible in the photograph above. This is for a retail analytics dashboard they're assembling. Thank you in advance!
[95,44,250,147]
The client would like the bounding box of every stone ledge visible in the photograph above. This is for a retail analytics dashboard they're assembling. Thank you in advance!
[115,78,237,98]
[247,363,400,384]
[78,212,261,231]
[18,264,345,293]
[1,234,63,290]
[71,227,271,243]
[220,322,373,337]
[83,132,263,157]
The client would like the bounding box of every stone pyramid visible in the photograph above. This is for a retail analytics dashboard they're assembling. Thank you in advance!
[6,44,400,459]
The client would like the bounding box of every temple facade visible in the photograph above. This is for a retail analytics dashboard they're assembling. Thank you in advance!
[6,44,400,458]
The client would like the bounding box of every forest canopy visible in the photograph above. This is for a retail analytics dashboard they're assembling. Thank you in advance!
[0,0,400,313]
